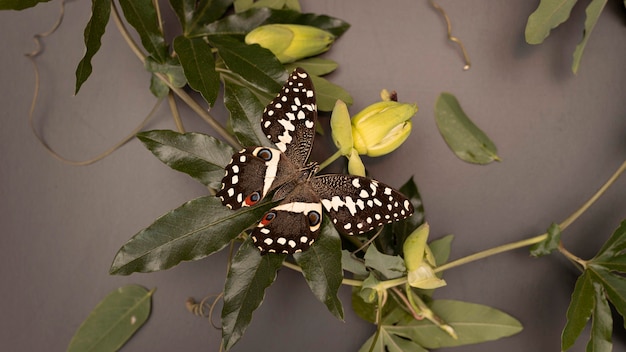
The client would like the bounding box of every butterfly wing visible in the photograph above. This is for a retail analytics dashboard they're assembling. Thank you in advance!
[261,67,316,168]
[217,147,290,210]
[310,175,414,235]
[250,184,322,254]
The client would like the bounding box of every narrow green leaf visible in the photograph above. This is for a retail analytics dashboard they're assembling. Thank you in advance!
[67,285,153,352]
[593,220,626,262]
[74,0,111,94]
[572,0,608,74]
[137,130,235,189]
[187,0,232,34]
[221,239,285,350]
[200,8,350,38]
[364,245,406,279]
[562,271,595,350]
[285,58,338,76]
[173,36,220,106]
[400,300,523,348]
[593,255,626,272]
[434,92,500,164]
[168,0,195,32]
[530,222,562,257]
[587,282,612,352]
[525,0,578,44]
[589,267,626,326]
[0,0,51,10]
[359,328,428,352]
[310,74,353,112]
[293,219,344,320]
[209,35,287,94]
[330,99,353,155]
[119,0,168,63]
[144,57,187,88]
[109,196,274,275]
[223,81,270,147]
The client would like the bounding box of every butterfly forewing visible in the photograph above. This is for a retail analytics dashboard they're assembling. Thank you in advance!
[310,175,414,236]
[261,67,316,168]
[217,147,291,210]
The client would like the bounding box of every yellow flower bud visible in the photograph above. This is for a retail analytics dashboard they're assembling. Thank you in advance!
[245,24,335,63]
[352,101,417,157]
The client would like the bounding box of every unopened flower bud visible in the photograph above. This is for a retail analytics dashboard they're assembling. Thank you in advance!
[245,24,335,63]
[352,100,417,157]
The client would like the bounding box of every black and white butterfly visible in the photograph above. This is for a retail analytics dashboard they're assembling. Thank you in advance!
[217,68,414,254]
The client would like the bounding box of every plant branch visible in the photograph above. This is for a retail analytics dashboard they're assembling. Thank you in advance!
[110,1,241,149]
[318,149,343,171]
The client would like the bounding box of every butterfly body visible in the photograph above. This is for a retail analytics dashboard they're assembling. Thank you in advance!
[217,68,413,254]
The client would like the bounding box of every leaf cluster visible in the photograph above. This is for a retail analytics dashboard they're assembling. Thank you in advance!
[69,0,352,114]
[562,220,626,352]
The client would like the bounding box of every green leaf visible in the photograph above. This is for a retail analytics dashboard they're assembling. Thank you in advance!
[200,8,350,38]
[572,0,607,74]
[67,285,153,352]
[310,74,353,112]
[209,35,287,94]
[149,74,169,98]
[530,222,562,257]
[185,0,233,33]
[250,0,286,10]
[285,58,338,76]
[293,218,344,320]
[74,0,111,94]
[359,327,428,352]
[221,239,285,350]
[587,282,612,352]
[594,255,626,272]
[109,196,274,275]
[593,220,626,262]
[364,245,406,279]
[589,267,626,325]
[401,300,522,348]
[119,0,168,63]
[137,130,235,189]
[428,234,454,267]
[0,0,51,10]
[223,81,270,147]
[562,271,595,351]
[144,57,187,88]
[341,250,368,276]
[434,92,500,164]
[525,0,578,44]
[233,0,254,12]
[173,36,220,106]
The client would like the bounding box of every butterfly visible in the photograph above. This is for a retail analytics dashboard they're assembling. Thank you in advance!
[217,68,414,254]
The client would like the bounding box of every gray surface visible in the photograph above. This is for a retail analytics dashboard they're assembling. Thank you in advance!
[1,1,626,351]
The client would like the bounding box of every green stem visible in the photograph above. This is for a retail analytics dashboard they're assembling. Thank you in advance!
[355,159,626,289]
[318,149,343,171]
[110,2,241,149]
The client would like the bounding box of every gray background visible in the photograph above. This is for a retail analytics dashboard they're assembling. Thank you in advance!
[1,0,626,351]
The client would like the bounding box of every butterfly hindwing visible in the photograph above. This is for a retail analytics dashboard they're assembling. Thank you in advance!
[310,175,414,236]
[261,67,316,168]
[250,184,322,254]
